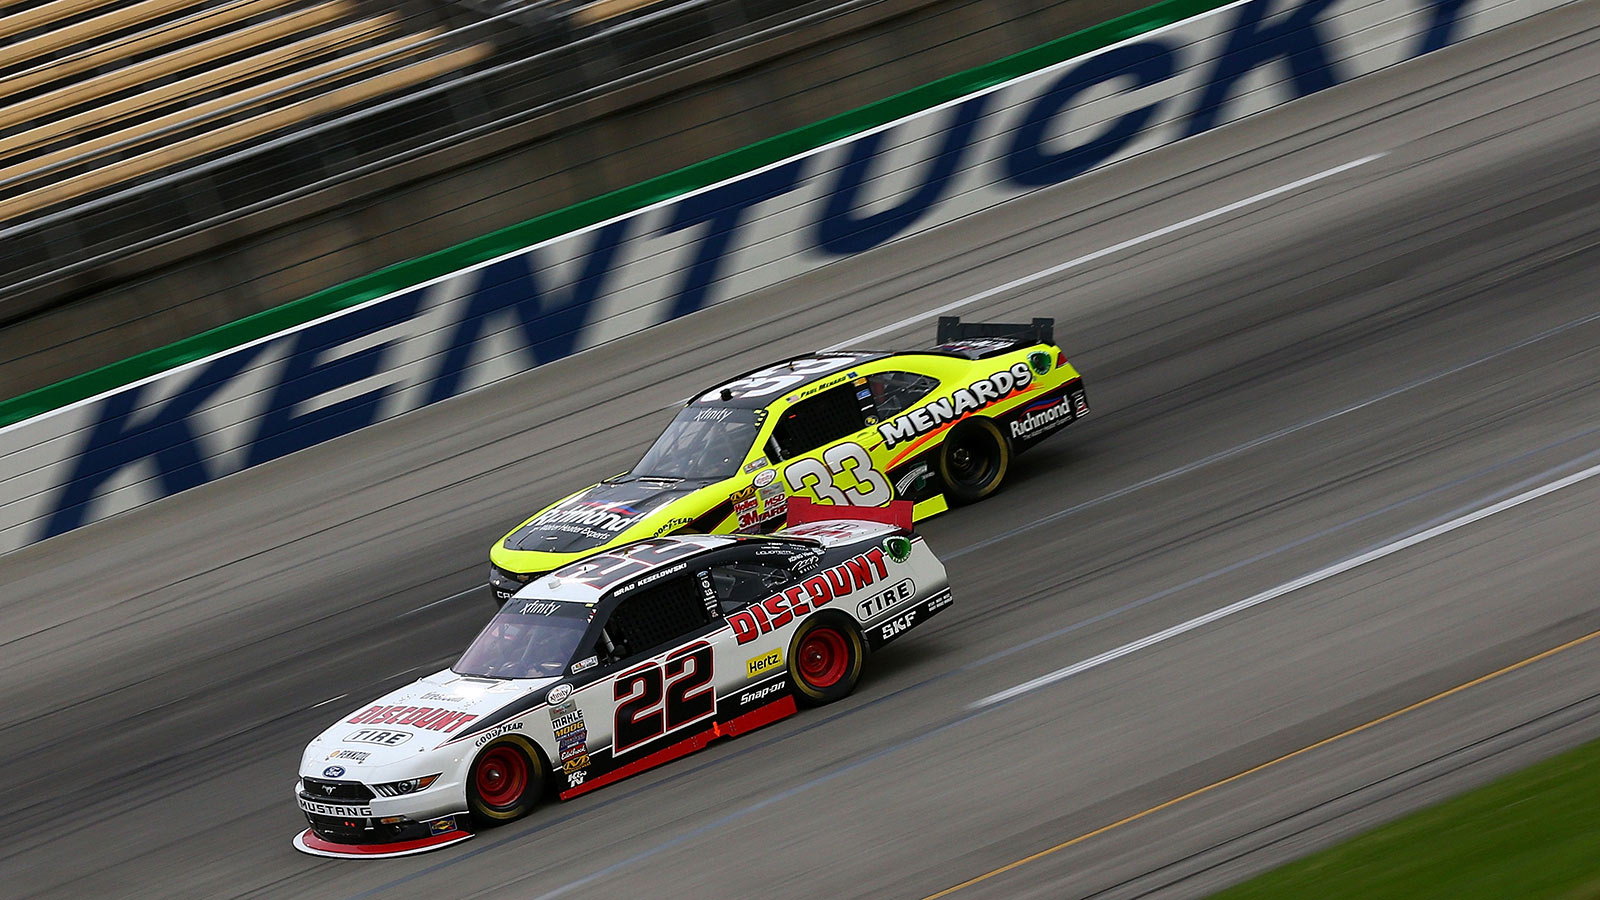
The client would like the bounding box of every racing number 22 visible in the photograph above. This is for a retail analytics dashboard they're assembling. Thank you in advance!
[785,442,892,506]
[613,643,715,754]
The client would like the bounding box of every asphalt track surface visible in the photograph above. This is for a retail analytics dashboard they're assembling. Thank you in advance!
[4,6,1600,898]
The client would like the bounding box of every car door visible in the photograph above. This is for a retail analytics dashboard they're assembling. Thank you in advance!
[770,382,895,509]
[565,570,722,791]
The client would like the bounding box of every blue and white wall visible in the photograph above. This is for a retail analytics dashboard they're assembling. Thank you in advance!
[0,0,1567,553]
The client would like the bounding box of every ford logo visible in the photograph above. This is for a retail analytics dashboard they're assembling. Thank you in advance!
[323,765,345,778]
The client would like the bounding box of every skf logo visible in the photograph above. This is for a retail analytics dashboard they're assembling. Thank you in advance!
[728,548,888,645]
[746,649,783,678]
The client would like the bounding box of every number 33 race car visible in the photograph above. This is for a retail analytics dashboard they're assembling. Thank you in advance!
[488,316,1088,601]
[294,502,951,857]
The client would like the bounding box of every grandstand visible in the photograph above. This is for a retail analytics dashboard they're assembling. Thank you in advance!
[0,0,835,312]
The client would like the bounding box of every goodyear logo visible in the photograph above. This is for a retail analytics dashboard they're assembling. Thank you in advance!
[746,649,783,679]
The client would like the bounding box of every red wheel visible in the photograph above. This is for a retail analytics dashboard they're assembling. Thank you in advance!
[798,628,850,689]
[788,618,864,706]
[474,746,528,807]
[467,740,543,826]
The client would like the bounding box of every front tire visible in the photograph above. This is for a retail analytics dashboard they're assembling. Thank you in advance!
[789,617,865,706]
[467,739,544,826]
[938,417,1011,504]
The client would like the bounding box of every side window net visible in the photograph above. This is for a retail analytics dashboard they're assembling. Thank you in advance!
[771,385,865,459]
[605,577,711,659]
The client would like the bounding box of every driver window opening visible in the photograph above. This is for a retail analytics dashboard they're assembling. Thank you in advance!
[602,576,714,662]
[770,385,866,460]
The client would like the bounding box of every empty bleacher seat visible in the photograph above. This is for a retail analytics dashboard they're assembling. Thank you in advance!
[0,0,494,224]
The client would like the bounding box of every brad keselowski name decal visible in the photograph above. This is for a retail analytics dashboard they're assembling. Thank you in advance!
[878,363,1033,448]
[729,547,889,644]
[347,705,478,732]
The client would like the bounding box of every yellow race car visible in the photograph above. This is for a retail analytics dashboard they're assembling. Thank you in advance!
[487,317,1088,601]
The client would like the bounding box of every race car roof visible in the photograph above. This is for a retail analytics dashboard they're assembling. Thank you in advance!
[512,535,741,603]
[690,351,891,408]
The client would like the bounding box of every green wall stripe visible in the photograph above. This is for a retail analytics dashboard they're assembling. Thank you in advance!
[0,0,1228,429]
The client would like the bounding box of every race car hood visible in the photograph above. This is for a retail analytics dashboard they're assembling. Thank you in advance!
[500,478,706,554]
[301,668,556,777]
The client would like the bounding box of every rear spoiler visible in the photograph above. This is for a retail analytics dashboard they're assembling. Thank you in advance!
[784,497,913,530]
[936,316,1055,347]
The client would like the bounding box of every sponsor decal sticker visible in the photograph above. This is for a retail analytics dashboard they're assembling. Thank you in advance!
[893,463,930,495]
[746,648,783,678]
[753,468,776,487]
[728,547,889,644]
[347,705,479,732]
[567,770,587,788]
[345,728,412,746]
[857,578,915,619]
[880,608,919,641]
[744,456,770,474]
[878,363,1034,449]
[474,721,524,747]
[428,817,457,835]
[562,755,591,773]
[570,656,598,674]
[883,535,912,563]
[1029,351,1051,375]
[739,680,787,705]
[1008,395,1074,439]
[517,600,561,616]
[547,683,573,705]
[323,766,345,778]
[327,749,370,763]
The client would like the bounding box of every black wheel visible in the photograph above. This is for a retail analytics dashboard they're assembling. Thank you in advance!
[788,617,865,707]
[937,417,1012,504]
[466,738,544,826]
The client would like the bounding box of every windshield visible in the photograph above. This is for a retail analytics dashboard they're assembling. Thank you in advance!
[454,600,592,679]
[631,406,760,480]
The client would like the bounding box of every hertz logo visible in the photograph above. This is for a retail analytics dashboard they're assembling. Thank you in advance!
[745,649,783,678]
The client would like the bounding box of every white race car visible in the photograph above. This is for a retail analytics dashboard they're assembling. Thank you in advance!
[293,500,952,858]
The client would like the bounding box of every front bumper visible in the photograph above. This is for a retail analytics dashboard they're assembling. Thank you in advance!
[293,778,469,856]
[488,564,544,604]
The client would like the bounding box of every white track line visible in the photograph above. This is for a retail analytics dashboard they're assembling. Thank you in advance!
[973,456,1600,708]
[827,154,1386,351]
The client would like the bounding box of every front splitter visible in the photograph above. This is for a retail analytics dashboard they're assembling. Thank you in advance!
[293,827,473,858]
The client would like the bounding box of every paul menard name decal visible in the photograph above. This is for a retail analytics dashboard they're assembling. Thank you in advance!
[877,363,1032,448]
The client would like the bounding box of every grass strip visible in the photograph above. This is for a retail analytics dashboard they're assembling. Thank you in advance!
[1211,736,1600,899]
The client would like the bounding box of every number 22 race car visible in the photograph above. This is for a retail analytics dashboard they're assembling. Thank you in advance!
[293,501,951,858]
[487,316,1088,601]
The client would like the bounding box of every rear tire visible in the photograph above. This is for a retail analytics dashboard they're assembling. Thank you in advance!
[789,617,865,707]
[467,739,544,826]
[938,418,1011,504]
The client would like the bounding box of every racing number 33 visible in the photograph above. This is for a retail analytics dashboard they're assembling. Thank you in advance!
[785,442,892,506]
[613,643,715,754]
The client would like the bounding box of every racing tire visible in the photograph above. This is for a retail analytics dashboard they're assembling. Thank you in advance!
[467,738,544,827]
[937,417,1011,504]
[789,617,865,707]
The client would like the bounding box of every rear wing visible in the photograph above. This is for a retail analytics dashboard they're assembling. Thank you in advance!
[931,316,1055,359]
[784,497,913,530]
